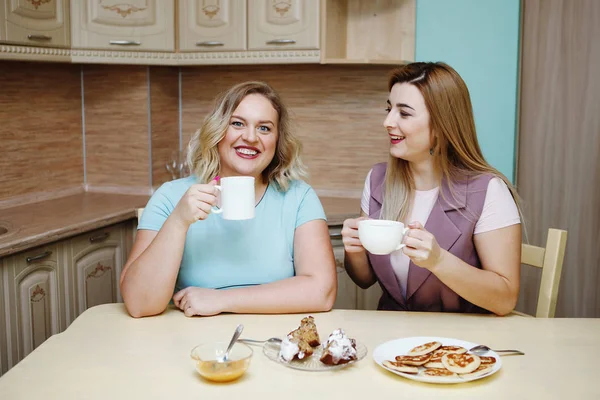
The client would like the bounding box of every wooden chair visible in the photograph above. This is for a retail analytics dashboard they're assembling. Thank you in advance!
[521,228,568,318]
[136,208,144,222]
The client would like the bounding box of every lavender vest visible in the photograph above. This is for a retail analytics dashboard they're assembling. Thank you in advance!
[368,162,492,313]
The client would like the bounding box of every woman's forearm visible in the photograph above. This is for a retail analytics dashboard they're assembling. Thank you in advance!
[121,216,188,317]
[431,250,518,316]
[220,275,336,314]
[344,251,376,289]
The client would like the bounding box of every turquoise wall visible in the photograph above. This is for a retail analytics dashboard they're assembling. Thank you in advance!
[415,0,521,181]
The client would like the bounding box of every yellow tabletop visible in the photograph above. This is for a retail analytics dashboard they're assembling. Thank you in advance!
[0,304,598,399]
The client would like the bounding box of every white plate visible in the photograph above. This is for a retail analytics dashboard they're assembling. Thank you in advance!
[372,336,502,384]
[263,340,368,371]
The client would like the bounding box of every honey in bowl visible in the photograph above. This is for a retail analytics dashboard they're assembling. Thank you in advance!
[191,341,253,383]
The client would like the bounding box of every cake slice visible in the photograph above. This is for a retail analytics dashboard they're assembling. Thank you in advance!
[279,332,314,362]
[278,316,321,363]
[319,329,357,365]
[298,316,320,347]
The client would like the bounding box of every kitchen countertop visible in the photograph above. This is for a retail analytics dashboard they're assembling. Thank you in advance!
[0,192,360,258]
[0,192,149,258]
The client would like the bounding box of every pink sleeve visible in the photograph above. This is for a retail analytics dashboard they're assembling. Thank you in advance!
[474,177,521,235]
[360,169,373,215]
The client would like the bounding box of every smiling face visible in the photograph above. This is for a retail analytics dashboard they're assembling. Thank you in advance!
[217,94,279,182]
[384,83,434,163]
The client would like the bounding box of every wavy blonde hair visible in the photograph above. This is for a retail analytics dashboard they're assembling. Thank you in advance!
[381,62,522,222]
[187,81,307,191]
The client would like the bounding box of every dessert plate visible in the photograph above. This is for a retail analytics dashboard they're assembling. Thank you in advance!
[372,336,502,384]
[263,340,368,371]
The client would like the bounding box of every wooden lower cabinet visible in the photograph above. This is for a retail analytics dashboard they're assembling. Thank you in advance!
[0,220,134,377]
[332,245,358,310]
[66,223,127,324]
[0,260,8,376]
[330,225,382,310]
[2,243,68,371]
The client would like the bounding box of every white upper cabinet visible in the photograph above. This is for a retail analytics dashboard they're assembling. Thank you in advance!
[247,0,319,51]
[2,0,70,47]
[70,0,175,51]
[0,2,6,42]
[179,0,246,52]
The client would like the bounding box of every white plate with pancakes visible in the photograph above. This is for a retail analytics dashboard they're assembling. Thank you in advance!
[372,336,502,384]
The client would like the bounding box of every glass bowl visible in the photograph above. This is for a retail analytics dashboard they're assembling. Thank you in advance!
[190,341,253,383]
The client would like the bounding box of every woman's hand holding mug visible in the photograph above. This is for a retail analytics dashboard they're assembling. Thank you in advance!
[402,221,444,271]
[342,217,367,253]
[172,179,219,227]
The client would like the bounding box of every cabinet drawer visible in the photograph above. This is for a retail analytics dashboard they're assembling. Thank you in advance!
[70,223,124,254]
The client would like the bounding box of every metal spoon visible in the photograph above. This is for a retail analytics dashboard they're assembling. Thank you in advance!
[469,345,525,356]
[218,324,244,362]
[238,337,282,346]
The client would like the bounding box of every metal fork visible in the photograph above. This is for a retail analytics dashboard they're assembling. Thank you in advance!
[238,337,282,346]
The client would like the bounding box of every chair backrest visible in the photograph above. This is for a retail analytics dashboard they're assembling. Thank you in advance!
[521,228,568,318]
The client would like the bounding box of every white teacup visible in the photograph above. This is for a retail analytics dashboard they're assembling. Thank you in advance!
[358,219,409,255]
[211,176,255,220]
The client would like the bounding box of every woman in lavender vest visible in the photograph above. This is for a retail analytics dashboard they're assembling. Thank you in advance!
[342,62,522,315]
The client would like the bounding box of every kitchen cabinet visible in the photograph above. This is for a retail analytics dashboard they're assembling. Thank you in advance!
[332,245,357,310]
[0,220,134,377]
[70,0,175,51]
[178,0,246,52]
[66,223,127,324]
[2,0,418,66]
[321,0,415,64]
[248,0,319,51]
[0,1,5,42]
[2,243,68,371]
[1,0,70,47]
[330,224,382,310]
[0,262,7,376]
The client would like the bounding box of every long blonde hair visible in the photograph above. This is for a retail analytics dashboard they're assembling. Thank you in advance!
[187,81,307,191]
[381,62,521,222]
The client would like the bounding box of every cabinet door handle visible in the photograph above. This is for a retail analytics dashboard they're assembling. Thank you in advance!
[109,40,141,46]
[26,251,52,263]
[266,39,296,45]
[27,34,52,41]
[329,233,343,240]
[89,232,110,243]
[196,41,224,47]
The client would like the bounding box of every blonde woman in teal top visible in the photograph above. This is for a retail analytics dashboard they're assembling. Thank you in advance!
[120,82,337,318]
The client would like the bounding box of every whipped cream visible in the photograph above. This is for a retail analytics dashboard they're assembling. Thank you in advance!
[279,334,302,362]
[323,329,357,363]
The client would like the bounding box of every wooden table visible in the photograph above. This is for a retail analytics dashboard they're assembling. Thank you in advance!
[0,305,598,399]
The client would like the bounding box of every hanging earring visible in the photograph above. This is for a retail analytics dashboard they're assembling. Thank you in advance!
[429,148,434,156]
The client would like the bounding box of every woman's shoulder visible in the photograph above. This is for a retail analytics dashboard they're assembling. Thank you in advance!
[274,179,315,197]
[152,176,196,202]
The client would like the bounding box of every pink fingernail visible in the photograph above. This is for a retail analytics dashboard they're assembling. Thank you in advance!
[214,175,220,181]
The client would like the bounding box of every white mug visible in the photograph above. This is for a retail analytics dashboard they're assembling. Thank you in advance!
[358,219,410,255]
[211,176,255,220]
